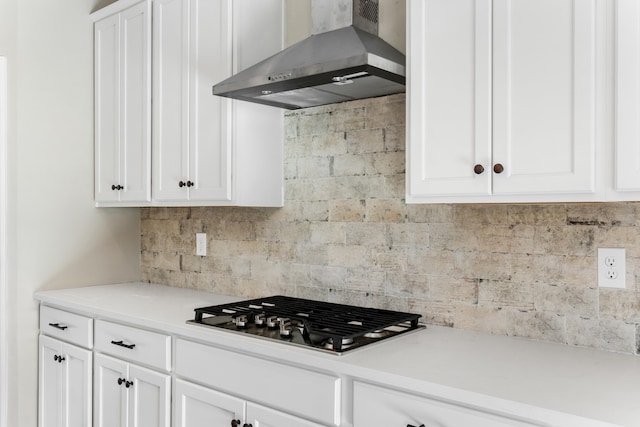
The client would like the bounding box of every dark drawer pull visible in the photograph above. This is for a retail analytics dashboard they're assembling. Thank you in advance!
[48,323,68,330]
[111,340,136,349]
[407,424,425,427]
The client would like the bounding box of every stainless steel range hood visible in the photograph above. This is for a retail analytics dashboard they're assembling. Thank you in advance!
[213,0,405,110]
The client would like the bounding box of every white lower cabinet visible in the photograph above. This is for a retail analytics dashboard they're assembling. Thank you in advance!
[38,335,92,427]
[353,381,543,427]
[173,378,326,427]
[94,353,170,427]
[174,338,337,426]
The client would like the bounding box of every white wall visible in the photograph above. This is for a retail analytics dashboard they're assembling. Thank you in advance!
[0,0,142,425]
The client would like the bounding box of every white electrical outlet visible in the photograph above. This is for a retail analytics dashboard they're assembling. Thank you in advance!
[597,248,625,288]
[196,233,207,256]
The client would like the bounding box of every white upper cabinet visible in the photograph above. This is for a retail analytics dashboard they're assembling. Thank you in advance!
[152,0,233,203]
[616,0,640,192]
[407,0,598,203]
[94,0,151,204]
[92,0,284,207]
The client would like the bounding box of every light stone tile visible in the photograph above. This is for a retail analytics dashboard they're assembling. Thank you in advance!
[280,263,311,287]
[326,244,368,268]
[407,247,456,277]
[507,204,567,226]
[346,128,385,154]
[382,173,405,199]
[388,223,429,247]
[364,100,405,128]
[533,283,598,318]
[369,151,405,175]
[345,222,387,246]
[383,125,405,152]
[365,199,406,223]
[328,289,409,312]
[346,269,386,294]
[453,205,511,226]
[181,255,202,273]
[369,247,408,271]
[296,156,331,179]
[332,153,368,177]
[533,225,596,257]
[478,280,534,310]
[429,278,479,304]
[406,204,454,224]
[506,311,566,344]
[309,265,347,290]
[408,299,454,327]
[384,272,429,299]
[454,305,509,335]
[294,243,328,265]
[328,199,366,222]
[310,222,347,245]
[566,316,636,353]
[599,289,640,322]
[310,132,349,156]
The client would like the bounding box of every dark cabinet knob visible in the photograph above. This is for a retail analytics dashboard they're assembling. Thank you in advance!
[231,420,241,427]
[179,181,186,188]
[118,378,125,386]
[493,163,504,174]
[125,380,134,388]
[243,424,252,427]
[187,180,194,187]
[53,355,65,363]
[407,424,425,427]
[111,184,124,190]
[473,164,484,175]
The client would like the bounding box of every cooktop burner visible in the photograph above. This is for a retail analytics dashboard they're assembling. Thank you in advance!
[188,295,424,354]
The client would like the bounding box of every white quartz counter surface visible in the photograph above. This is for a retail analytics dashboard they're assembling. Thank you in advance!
[35,282,640,427]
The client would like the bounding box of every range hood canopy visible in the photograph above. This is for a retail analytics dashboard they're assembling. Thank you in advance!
[213,0,405,110]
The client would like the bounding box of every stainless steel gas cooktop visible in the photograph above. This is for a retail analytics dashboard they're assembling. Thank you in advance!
[188,295,424,354]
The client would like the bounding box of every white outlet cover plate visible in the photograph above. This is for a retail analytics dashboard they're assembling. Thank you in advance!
[196,233,207,256]
[597,248,625,288]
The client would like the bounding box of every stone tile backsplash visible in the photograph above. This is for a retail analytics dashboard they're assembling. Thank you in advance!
[141,94,640,355]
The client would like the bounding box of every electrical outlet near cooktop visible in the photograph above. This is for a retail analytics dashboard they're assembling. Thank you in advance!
[597,248,626,289]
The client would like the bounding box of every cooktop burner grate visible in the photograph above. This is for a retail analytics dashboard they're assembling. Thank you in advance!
[191,295,423,353]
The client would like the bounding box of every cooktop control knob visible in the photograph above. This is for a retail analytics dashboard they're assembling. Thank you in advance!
[254,312,266,327]
[234,314,248,329]
[278,317,293,337]
[266,315,279,329]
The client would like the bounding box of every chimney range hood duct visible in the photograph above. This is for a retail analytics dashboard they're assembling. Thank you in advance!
[212,0,405,110]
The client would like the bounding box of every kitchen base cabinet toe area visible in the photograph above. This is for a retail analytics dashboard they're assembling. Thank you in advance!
[35,284,640,427]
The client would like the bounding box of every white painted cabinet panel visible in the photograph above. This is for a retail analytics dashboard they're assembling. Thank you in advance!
[492,0,596,195]
[173,379,245,427]
[152,0,232,202]
[407,0,597,203]
[616,0,640,191]
[247,402,328,427]
[353,381,542,427]
[38,335,92,427]
[94,0,151,204]
[94,353,170,427]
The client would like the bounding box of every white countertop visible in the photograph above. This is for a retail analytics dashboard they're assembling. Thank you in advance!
[35,282,640,427]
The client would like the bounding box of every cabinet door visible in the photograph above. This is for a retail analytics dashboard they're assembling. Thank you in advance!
[38,335,92,427]
[94,353,128,427]
[353,381,542,427]
[39,335,64,427]
[128,364,170,427]
[173,379,245,427]
[247,402,328,427]
[94,1,151,204]
[94,13,121,203]
[407,0,492,198]
[492,0,596,195]
[119,1,151,202]
[616,0,640,191]
[63,342,93,427]
[152,0,233,202]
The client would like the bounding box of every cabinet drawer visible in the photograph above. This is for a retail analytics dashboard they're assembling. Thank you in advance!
[40,305,93,349]
[353,381,544,427]
[175,338,340,426]
[94,319,171,371]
